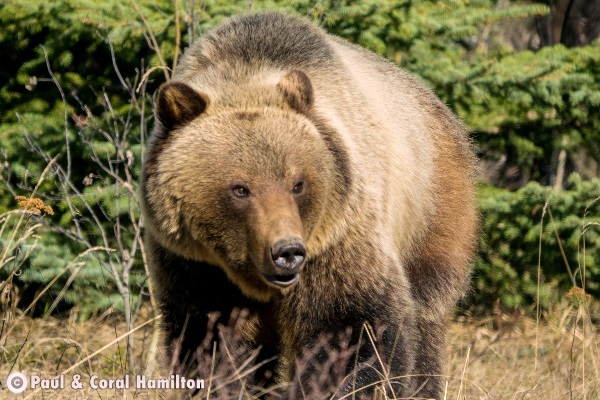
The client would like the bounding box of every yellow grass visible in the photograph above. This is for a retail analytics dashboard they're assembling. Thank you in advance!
[445,305,600,399]
[0,304,598,399]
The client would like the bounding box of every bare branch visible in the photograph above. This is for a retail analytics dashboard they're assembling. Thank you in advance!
[130,0,170,81]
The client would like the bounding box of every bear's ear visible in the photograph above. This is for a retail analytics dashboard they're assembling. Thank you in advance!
[156,82,207,131]
[277,70,314,114]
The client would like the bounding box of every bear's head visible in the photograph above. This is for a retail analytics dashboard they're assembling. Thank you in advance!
[142,71,339,301]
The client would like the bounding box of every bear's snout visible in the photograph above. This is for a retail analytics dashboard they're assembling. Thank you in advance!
[271,238,305,270]
[263,238,306,287]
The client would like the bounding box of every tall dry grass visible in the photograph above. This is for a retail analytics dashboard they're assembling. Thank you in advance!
[0,305,598,398]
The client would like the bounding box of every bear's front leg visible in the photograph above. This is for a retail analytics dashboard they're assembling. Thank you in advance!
[146,236,275,380]
[283,282,418,399]
[343,295,418,399]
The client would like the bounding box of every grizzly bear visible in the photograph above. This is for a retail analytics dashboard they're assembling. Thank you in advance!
[141,11,478,399]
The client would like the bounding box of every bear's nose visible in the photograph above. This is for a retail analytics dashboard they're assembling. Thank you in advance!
[271,238,306,273]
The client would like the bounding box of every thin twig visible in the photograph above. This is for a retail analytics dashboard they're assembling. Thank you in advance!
[547,205,575,285]
[130,0,170,81]
[42,47,71,181]
[535,198,549,370]
[173,0,181,72]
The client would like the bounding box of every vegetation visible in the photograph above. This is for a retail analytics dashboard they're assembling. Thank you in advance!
[0,309,597,398]
[2,0,599,311]
[0,0,599,388]
[475,175,600,312]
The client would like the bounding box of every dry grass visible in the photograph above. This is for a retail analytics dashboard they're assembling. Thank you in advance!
[445,304,600,400]
[0,308,170,399]
[0,303,598,399]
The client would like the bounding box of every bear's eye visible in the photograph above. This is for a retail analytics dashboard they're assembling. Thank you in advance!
[292,181,304,194]
[232,185,250,198]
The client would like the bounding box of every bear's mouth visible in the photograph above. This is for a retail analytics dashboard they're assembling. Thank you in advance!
[263,273,299,287]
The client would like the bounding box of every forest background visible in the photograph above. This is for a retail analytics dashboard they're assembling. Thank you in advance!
[0,0,599,394]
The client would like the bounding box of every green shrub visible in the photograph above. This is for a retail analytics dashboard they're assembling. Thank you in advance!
[474,174,600,312]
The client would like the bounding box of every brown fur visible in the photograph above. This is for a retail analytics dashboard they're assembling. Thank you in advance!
[141,11,478,399]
